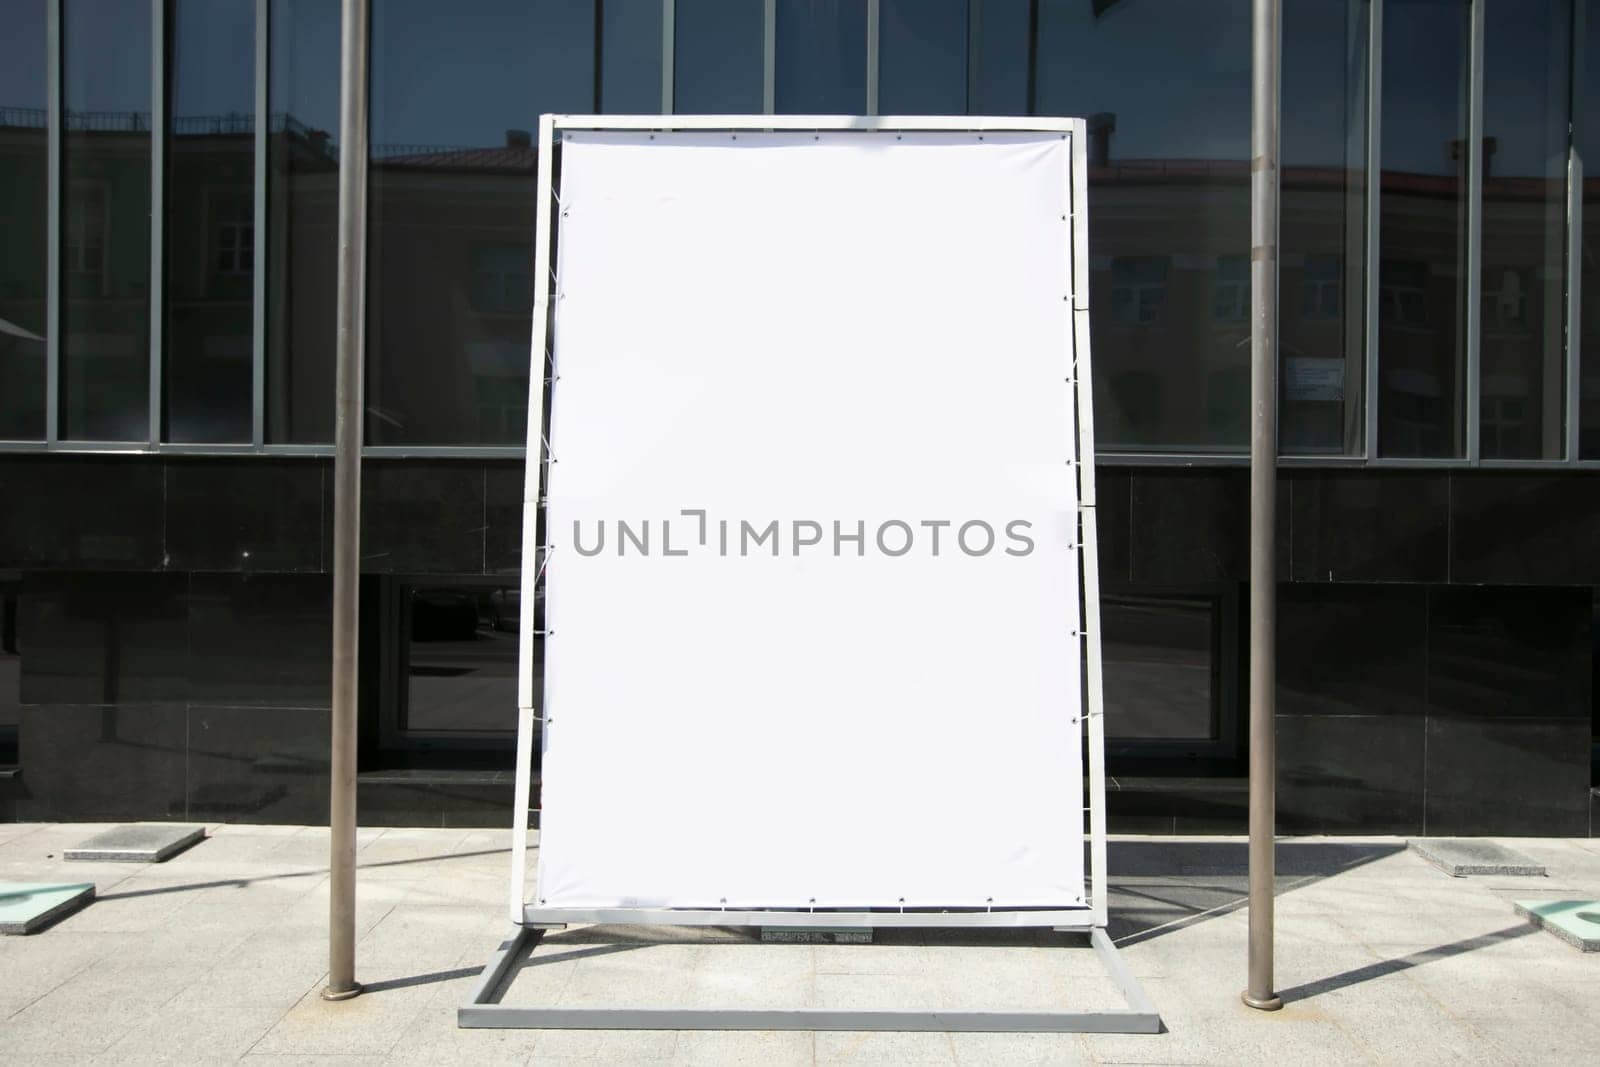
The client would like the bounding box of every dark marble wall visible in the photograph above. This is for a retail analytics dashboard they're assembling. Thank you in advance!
[0,456,1593,833]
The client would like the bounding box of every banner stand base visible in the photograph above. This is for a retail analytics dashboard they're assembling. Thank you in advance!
[457,923,1161,1034]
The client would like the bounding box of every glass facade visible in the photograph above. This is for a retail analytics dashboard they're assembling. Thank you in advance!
[266,0,339,443]
[0,0,1595,463]
[0,1,48,442]
[1378,0,1470,458]
[165,0,256,444]
[61,0,152,442]
[1280,0,1368,455]
[673,0,765,114]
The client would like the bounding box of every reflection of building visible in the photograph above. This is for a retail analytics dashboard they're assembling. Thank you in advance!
[1,0,1597,839]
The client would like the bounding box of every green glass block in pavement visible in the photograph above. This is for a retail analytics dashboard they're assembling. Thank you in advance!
[1515,900,1600,952]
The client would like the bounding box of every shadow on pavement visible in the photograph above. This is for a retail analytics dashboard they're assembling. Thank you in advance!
[1274,923,1537,1003]
[1107,839,1406,946]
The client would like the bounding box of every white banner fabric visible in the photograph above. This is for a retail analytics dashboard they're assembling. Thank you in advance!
[534,130,1084,910]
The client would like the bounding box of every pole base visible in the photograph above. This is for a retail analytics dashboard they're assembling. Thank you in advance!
[322,982,363,1002]
[1241,990,1283,1012]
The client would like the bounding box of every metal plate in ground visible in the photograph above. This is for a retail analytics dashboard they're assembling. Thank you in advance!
[1408,839,1546,877]
[0,882,96,934]
[1515,900,1600,951]
[64,824,207,863]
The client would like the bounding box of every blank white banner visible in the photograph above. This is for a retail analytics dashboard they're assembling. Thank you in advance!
[534,130,1083,910]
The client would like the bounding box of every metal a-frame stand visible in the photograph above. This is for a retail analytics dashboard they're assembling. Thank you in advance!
[460,114,1157,1035]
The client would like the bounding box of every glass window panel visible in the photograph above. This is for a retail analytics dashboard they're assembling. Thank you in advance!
[0,2,48,441]
[366,0,593,446]
[879,0,966,115]
[674,0,764,114]
[1103,595,1218,742]
[1583,2,1600,456]
[775,0,866,114]
[1035,0,1251,451]
[1377,0,1469,458]
[1280,0,1368,456]
[402,584,518,735]
[1480,0,1570,460]
[62,0,152,441]
[970,0,1031,116]
[165,0,255,443]
[601,0,663,113]
[266,0,339,443]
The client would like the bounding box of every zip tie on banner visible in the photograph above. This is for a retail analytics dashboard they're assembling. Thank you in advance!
[534,544,553,586]
[541,432,558,464]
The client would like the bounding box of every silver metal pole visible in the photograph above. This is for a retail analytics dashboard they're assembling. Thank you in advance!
[324,0,369,1004]
[1243,0,1283,1014]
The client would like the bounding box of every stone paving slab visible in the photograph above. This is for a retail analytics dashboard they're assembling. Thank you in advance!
[0,881,95,934]
[64,823,207,863]
[1408,838,1547,877]
[1514,899,1600,951]
[0,828,1597,1063]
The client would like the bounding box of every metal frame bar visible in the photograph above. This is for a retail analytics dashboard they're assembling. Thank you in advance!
[660,0,674,113]
[865,0,879,116]
[46,0,61,445]
[546,114,1078,131]
[479,114,1148,1035]
[252,0,268,448]
[149,0,166,446]
[1070,116,1109,929]
[762,0,775,114]
[522,906,1094,929]
[1464,0,1484,463]
[508,112,556,928]
[1567,0,1585,463]
[460,925,1158,1033]
[1364,0,1382,459]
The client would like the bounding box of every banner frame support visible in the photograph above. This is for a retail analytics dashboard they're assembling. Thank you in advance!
[477,114,1154,1035]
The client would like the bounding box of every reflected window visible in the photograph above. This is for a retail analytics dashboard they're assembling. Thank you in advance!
[65,185,109,283]
[1212,256,1249,322]
[1035,0,1251,452]
[61,0,152,442]
[0,0,47,440]
[1109,257,1167,327]
[165,0,255,444]
[1379,260,1429,328]
[1280,0,1367,455]
[366,0,593,446]
[1102,593,1220,744]
[399,585,519,737]
[1299,255,1343,321]
[1479,0,1569,460]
